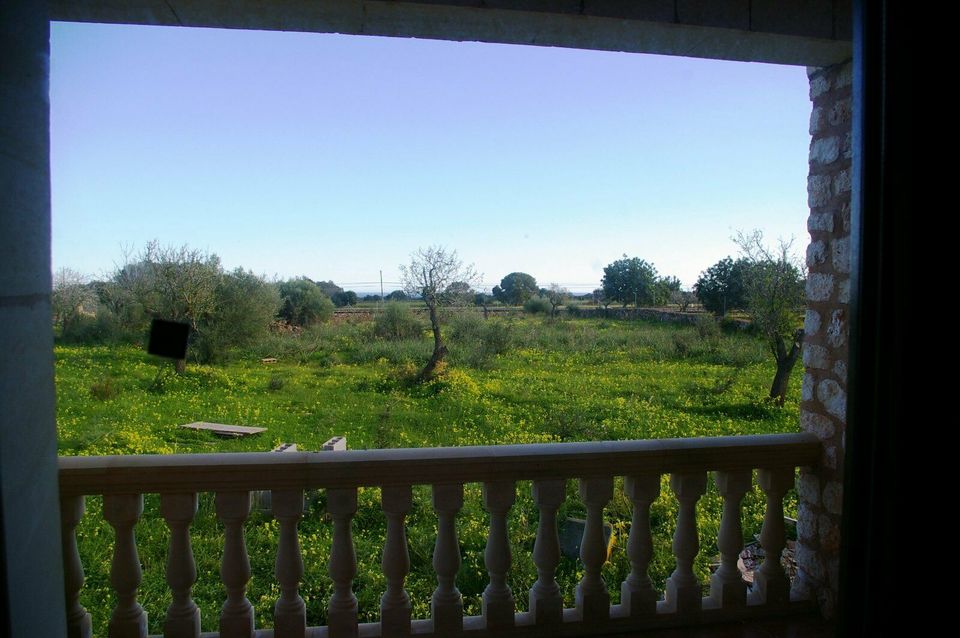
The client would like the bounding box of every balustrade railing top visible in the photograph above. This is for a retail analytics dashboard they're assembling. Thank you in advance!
[59,433,819,495]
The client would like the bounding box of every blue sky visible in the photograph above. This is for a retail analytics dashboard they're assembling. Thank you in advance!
[51,23,811,293]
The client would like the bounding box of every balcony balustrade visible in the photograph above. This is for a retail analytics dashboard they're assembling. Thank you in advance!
[58,433,819,638]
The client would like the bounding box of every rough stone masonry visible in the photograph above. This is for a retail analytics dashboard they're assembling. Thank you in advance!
[794,60,852,619]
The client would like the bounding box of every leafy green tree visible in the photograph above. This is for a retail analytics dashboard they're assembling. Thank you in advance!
[694,257,751,316]
[278,278,334,326]
[601,255,659,307]
[492,272,538,305]
[654,275,682,306]
[734,231,806,406]
[315,280,344,299]
[332,290,358,307]
[385,290,408,301]
[400,246,478,382]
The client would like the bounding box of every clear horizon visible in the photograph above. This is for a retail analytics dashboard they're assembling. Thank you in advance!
[51,22,812,294]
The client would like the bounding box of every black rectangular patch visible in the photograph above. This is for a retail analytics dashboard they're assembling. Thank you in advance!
[147,319,190,359]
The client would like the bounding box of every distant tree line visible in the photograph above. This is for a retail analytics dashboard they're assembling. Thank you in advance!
[54,235,806,399]
[51,242,371,365]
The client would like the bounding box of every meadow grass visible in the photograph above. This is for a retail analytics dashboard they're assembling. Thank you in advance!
[56,315,801,634]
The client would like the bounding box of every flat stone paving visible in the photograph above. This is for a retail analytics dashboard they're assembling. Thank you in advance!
[179,421,267,438]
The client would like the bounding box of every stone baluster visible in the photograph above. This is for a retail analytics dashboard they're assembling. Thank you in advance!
[161,493,200,638]
[753,468,794,605]
[620,475,661,617]
[709,471,751,609]
[381,485,413,638]
[215,491,255,638]
[60,495,92,638]
[529,480,564,625]
[328,488,359,638]
[482,481,516,629]
[431,483,464,635]
[273,490,306,637]
[664,472,707,614]
[575,477,613,623]
[103,493,147,638]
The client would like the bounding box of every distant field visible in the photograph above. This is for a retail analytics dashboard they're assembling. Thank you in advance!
[56,316,802,635]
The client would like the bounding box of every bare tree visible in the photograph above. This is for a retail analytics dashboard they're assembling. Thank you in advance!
[670,289,697,313]
[547,284,568,318]
[52,268,93,334]
[400,246,478,382]
[139,242,221,333]
[733,230,806,406]
[115,241,222,372]
[592,287,613,311]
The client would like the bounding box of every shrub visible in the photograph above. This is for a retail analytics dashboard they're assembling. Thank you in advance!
[695,314,721,341]
[449,315,513,368]
[523,296,551,315]
[721,316,754,334]
[672,332,693,357]
[267,375,285,391]
[195,269,281,363]
[481,320,512,357]
[565,303,585,318]
[61,312,123,345]
[89,377,119,401]
[448,311,484,343]
[373,303,424,340]
[278,278,334,326]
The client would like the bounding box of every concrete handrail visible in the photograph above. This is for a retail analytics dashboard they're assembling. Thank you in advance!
[58,433,819,496]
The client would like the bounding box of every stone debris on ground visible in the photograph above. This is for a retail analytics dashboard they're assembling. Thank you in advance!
[735,538,798,584]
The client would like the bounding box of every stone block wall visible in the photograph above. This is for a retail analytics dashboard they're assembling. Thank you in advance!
[794,60,852,619]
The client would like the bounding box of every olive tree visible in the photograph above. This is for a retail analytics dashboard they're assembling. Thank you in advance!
[400,246,478,382]
[196,268,280,363]
[110,242,277,367]
[734,231,806,406]
[670,289,697,313]
[130,241,222,334]
[109,242,221,370]
[278,278,334,325]
[547,284,568,318]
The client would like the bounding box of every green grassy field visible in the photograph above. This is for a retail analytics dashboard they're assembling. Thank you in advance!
[56,315,802,634]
